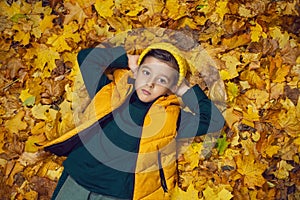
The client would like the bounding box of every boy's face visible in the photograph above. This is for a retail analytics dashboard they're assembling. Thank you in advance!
[134,56,178,103]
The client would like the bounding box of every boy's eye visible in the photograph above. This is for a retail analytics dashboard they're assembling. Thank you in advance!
[158,78,167,84]
[142,70,150,76]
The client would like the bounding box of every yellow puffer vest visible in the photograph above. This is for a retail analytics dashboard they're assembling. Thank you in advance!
[43,69,181,200]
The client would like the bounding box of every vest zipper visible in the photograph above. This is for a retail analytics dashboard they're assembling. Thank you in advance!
[158,151,168,193]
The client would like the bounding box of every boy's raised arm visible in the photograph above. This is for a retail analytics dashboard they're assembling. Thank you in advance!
[176,85,225,138]
[78,46,128,99]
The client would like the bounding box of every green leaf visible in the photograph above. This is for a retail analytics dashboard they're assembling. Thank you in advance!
[11,14,28,23]
[23,96,36,106]
[216,133,229,155]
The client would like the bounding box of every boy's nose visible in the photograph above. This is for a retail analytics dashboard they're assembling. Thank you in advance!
[146,81,154,88]
[146,77,155,88]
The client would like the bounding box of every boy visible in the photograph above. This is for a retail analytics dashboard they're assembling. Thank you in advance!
[43,43,225,200]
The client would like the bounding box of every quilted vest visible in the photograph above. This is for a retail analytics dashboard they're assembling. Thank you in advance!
[43,69,181,199]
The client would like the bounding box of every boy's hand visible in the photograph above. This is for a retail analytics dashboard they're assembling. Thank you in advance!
[174,79,190,97]
[127,54,140,77]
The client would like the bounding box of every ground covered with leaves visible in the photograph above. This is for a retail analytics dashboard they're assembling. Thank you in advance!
[0,0,299,199]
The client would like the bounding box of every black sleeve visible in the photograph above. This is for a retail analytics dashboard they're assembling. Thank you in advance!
[78,46,128,99]
[176,85,225,139]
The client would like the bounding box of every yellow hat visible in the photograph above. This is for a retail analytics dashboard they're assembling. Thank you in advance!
[137,42,189,86]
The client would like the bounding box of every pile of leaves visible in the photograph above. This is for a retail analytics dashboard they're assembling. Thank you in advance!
[0,0,299,199]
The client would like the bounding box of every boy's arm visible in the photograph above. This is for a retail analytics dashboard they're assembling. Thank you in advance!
[78,46,128,99]
[176,85,225,138]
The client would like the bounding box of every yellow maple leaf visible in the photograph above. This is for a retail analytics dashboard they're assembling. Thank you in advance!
[47,35,72,52]
[236,153,267,189]
[107,17,132,32]
[171,184,199,200]
[47,22,82,52]
[183,142,203,170]
[165,0,187,20]
[95,0,114,18]
[33,44,60,72]
[265,145,281,158]
[242,105,260,127]
[13,30,30,46]
[216,0,229,19]
[39,14,56,32]
[32,1,52,15]
[250,22,267,42]
[0,1,21,18]
[5,110,27,134]
[203,184,233,200]
[273,160,294,179]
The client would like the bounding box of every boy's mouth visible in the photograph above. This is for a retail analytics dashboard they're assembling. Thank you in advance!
[141,89,151,95]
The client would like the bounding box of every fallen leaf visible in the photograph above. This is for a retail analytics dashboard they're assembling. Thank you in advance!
[250,22,267,42]
[244,89,269,108]
[216,133,230,155]
[273,160,294,180]
[171,184,199,200]
[225,82,239,102]
[269,26,290,49]
[203,183,233,200]
[25,134,47,153]
[19,89,35,106]
[5,110,27,134]
[64,2,88,26]
[236,153,268,189]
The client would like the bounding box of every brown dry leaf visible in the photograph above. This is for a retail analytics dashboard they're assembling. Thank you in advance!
[64,2,88,26]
